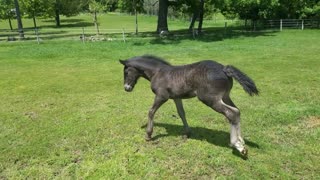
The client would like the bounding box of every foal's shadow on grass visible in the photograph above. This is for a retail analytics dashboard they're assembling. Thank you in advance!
[141,122,259,159]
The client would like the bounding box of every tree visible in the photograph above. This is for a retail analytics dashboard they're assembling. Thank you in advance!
[220,0,318,22]
[118,0,144,34]
[144,0,159,15]
[221,0,260,21]
[198,0,204,33]
[187,0,205,33]
[105,0,118,11]
[118,0,144,14]
[88,0,106,35]
[157,0,169,33]
[21,0,48,28]
[14,0,24,39]
[275,0,306,19]
[220,0,279,29]
[49,0,87,27]
[187,0,201,31]
[0,0,15,30]
[302,1,320,18]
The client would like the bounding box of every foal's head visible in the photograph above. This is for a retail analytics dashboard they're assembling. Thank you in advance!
[119,60,141,92]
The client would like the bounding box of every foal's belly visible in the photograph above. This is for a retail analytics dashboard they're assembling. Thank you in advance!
[168,89,197,99]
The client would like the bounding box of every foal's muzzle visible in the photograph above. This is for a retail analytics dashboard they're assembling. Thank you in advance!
[124,84,133,92]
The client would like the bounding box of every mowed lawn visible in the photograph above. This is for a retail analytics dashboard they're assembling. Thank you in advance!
[0,30,319,179]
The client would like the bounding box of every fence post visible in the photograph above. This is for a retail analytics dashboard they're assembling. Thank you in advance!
[34,28,40,44]
[224,22,227,34]
[192,28,196,39]
[122,28,126,43]
[302,20,304,30]
[82,27,85,44]
[280,19,282,31]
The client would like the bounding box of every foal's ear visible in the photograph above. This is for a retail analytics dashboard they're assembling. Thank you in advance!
[119,59,127,66]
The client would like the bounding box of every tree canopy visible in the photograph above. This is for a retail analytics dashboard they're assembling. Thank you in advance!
[0,0,319,33]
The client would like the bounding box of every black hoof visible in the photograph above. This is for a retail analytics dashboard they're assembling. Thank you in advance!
[145,135,152,141]
[232,148,248,160]
[184,129,192,138]
[241,148,248,156]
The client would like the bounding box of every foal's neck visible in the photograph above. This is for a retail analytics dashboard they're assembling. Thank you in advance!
[140,64,169,81]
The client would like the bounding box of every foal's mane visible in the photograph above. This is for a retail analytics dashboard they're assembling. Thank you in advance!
[129,55,171,66]
[125,55,171,73]
[140,55,171,65]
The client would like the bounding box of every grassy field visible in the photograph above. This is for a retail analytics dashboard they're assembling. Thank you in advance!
[0,17,320,178]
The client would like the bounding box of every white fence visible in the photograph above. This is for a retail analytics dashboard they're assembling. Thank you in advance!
[0,28,140,42]
[264,19,320,30]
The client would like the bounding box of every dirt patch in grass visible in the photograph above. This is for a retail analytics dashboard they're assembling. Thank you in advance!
[304,116,320,128]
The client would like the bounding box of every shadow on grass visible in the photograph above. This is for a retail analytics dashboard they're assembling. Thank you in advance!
[130,27,278,45]
[41,19,93,28]
[141,122,260,159]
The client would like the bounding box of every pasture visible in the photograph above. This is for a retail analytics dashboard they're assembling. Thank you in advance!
[0,26,319,178]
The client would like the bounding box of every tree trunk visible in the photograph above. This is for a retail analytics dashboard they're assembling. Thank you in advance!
[135,7,138,35]
[197,0,204,33]
[14,0,24,39]
[93,11,99,36]
[245,19,248,29]
[133,0,138,35]
[157,0,169,33]
[55,8,60,27]
[33,16,37,29]
[55,0,61,27]
[189,10,198,31]
[8,18,13,30]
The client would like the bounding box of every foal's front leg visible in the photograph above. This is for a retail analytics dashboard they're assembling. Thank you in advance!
[173,99,191,138]
[145,96,167,141]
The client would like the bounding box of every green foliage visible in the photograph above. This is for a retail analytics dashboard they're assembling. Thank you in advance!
[88,0,106,13]
[81,0,117,12]
[55,0,87,17]
[0,0,14,20]
[20,0,48,18]
[118,0,145,13]
[221,0,276,20]
[302,1,320,18]
[221,0,320,20]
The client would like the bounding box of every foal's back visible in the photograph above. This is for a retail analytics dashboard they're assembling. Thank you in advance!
[168,60,229,83]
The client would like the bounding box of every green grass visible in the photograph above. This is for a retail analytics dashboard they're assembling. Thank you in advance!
[0,27,319,178]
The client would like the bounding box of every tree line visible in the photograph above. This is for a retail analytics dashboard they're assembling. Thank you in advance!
[1,0,319,37]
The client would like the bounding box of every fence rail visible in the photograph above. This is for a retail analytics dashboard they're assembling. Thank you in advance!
[264,19,320,30]
[0,27,142,42]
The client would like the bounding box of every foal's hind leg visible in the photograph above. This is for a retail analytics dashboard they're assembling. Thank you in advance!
[146,96,168,141]
[219,99,247,156]
[174,99,191,138]
[199,95,247,156]
[223,96,245,146]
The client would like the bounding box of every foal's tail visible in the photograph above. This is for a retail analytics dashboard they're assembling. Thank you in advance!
[223,65,259,96]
